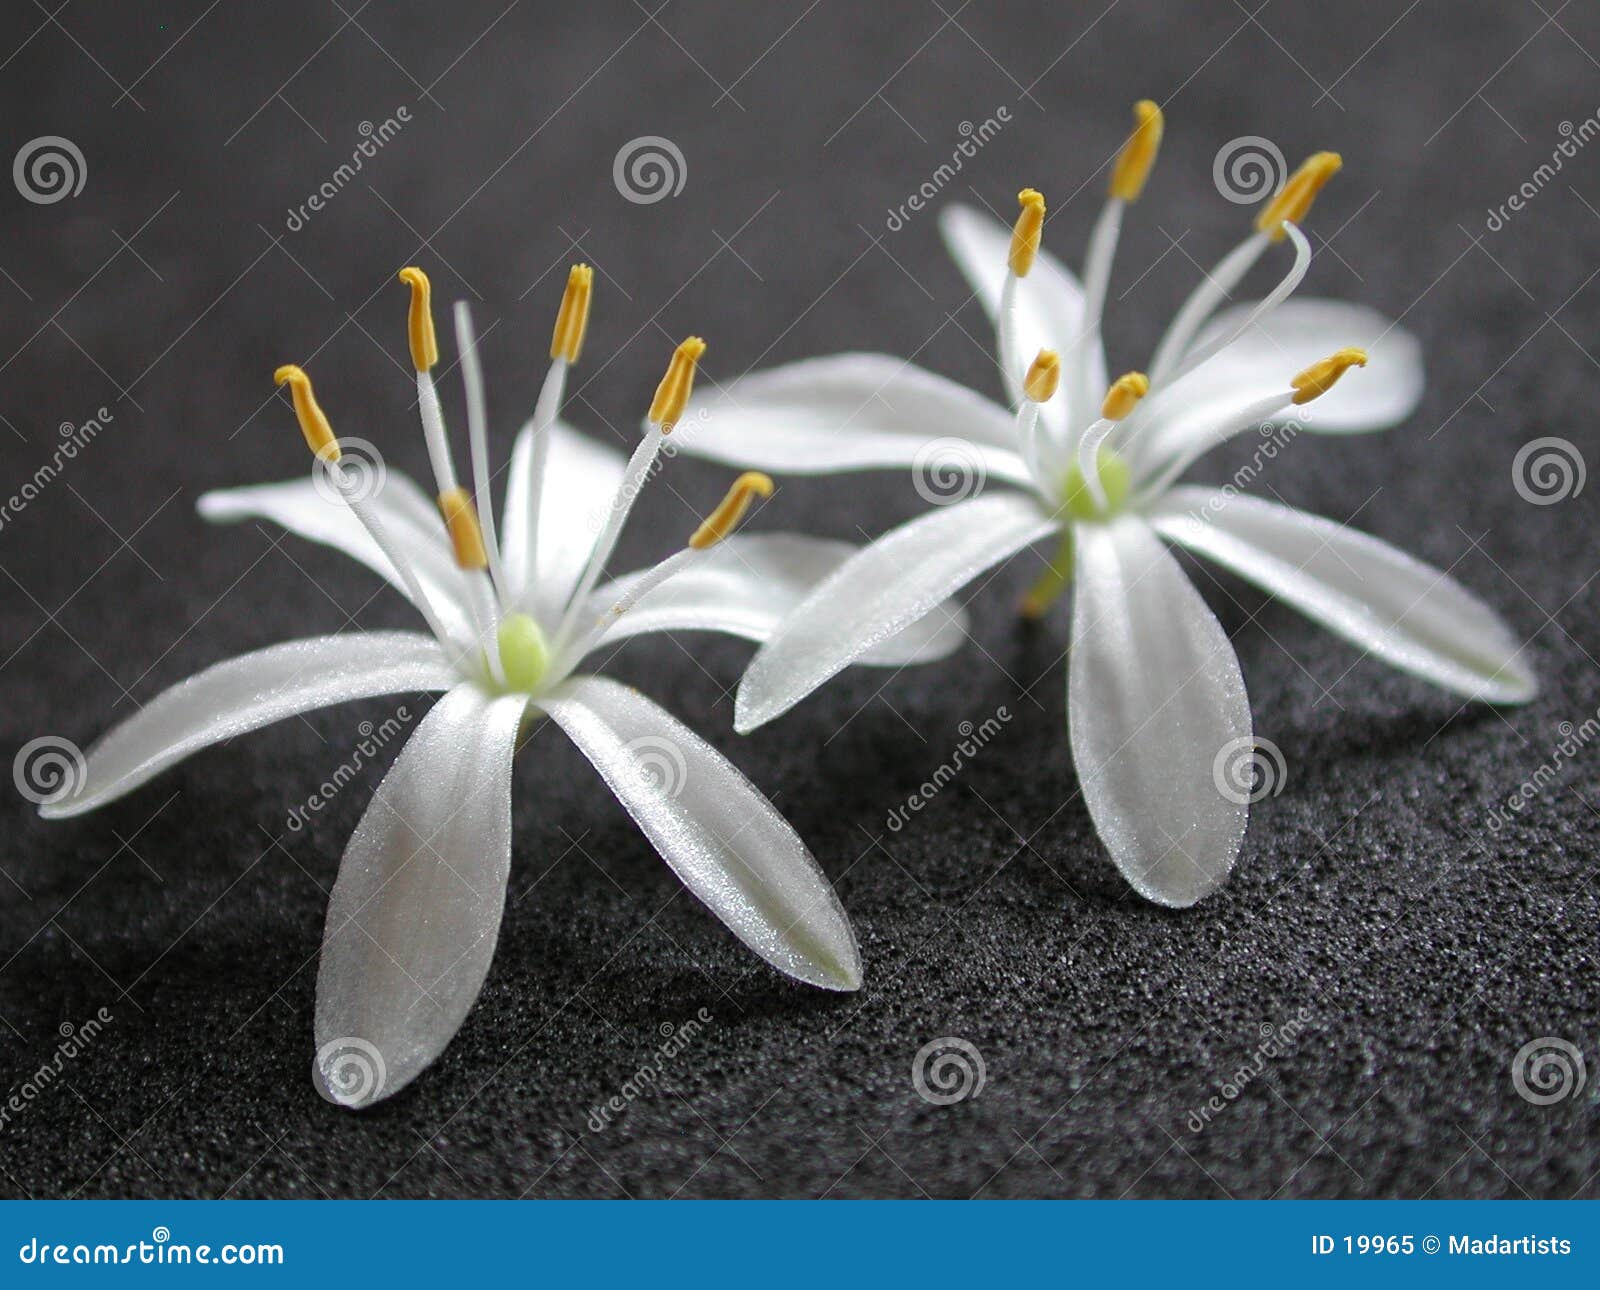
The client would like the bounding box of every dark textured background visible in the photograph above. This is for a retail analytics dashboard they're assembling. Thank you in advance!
[1,0,1597,1199]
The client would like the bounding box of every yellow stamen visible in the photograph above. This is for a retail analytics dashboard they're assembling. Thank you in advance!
[1291,347,1366,404]
[1255,151,1342,241]
[1024,349,1061,403]
[397,266,439,371]
[437,486,489,570]
[689,472,774,550]
[1008,188,1046,277]
[550,263,593,363]
[648,336,706,431]
[273,364,339,462]
[1100,371,1150,421]
[1109,100,1164,202]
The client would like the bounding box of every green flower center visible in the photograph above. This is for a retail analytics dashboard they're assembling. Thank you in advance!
[1060,447,1132,522]
[495,612,550,694]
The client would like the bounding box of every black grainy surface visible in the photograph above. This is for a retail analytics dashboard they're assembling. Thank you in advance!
[1,0,1597,1199]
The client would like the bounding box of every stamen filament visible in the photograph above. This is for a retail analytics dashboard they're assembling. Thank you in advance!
[1133,389,1299,504]
[399,269,462,497]
[274,364,457,654]
[1077,371,1147,513]
[1146,232,1270,386]
[1017,349,1059,488]
[1066,198,1124,423]
[453,302,509,605]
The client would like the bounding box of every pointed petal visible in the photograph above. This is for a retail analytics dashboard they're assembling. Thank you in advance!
[198,475,476,642]
[585,533,970,663]
[1182,298,1424,432]
[501,419,628,618]
[1147,486,1537,703]
[674,352,1032,487]
[1069,517,1250,907]
[314,682,526,1108]
[939,203,1104,431]
[541,675,860,990]
[736,493,1056,731]
[40,633,455,819]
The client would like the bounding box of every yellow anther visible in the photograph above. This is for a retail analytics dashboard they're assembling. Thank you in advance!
[1256,151,1342,241]
[1291,347,1366,404]
[1008,188,1046,277]
[550,263,593,363]
[690,472,774,550]
[1024,349,1061,403]
[648,336,706,431]
[273,364,339,462]
[1109,100,1164,202]
[437,486,489,571]
[1100,371,1150,421]
[397,266,439,371]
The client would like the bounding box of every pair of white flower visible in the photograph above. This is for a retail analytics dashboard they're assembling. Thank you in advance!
[41,267,966,1107]
[677,103,1536,908]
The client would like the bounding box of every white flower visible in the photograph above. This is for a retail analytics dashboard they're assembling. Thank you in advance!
[675,106,1536,908]
[38,267,968,1107]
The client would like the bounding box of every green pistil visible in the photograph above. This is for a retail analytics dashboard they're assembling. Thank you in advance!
[495,612,550,694]
[1020,448,1133,619]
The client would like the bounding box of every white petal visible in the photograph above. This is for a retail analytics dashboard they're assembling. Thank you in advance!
[1182,298,1424,433]
[198,475,476,643]
[314,682,526,1108]
[1069,517,1250,907]
[40,633,455,820]
[939,203,1104,432]
[584,533,970,663]
[736,492,1056,731]
[540,675,860,990]
[674,352,1032,487]
[501,419,628,619]
[1146,486,1537,703]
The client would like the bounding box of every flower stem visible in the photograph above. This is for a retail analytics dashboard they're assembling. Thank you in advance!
[1020,528,1074,619]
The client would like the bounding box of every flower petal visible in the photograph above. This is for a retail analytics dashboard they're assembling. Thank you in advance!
[198,475,476,643]
[1181,298,1424,433]
[584,533,970,664]
[736,493,1056,731]
[540,674,860,990]
[674,352,1032,487]
[1069,516,1251,907]
[1146,486,1538,703]
[501,419,628,619]
[939,202,1104,431]
[40,633,455,820]
[314,682,527,1108]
